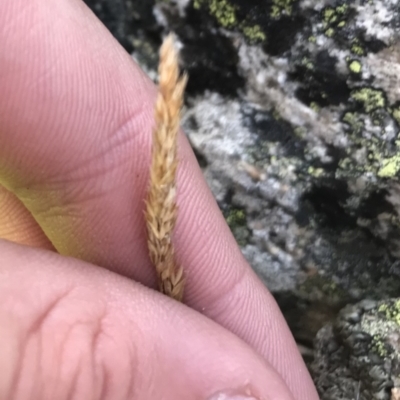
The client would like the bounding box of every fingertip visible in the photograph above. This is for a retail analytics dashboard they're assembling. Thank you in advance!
[0,241,297,400]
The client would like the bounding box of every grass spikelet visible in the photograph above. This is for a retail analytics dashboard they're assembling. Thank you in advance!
[145,34,187,301]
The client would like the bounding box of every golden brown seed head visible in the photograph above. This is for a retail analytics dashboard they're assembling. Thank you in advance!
[145,34,187,302]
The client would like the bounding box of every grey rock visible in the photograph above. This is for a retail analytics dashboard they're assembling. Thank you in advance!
[312,299,400,400]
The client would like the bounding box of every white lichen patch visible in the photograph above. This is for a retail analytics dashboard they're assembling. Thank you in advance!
[242,244,301,291]
[237,41,348,154]
[182,91,256,158]
[366,48,400,105]
[355,0,396,44]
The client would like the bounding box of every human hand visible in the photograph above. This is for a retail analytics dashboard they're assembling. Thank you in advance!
[0,1,319,399]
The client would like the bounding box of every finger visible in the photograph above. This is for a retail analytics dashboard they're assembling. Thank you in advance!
[0,185,53,249]
[0,0,156,283]
[0,239,296,400]
[0,1,318,399]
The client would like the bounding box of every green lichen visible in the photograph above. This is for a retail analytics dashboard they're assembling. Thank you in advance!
[371,334,389,357]
[338,157,352,171]
[226,208,246,228]
[391,106,400,126]
[339,110,400,179]
[193,0,200,8]
[299,275,347,303]
[360,301,400,361]
[378,300,400,326]
[308,166,324,177]
[351,88,386,113]
[194,0,237,27]
[309,101,320,112]
[210,0,237,27]
[240,23,267,42]
[301,56,314,70]
[342,112,364,134]
[270,0,295,19]
[308,35,316,43]
[348,59,362,74]
[323,7,337,24]
[351,39,365,56]
[335,3,348,14]
[378,155,400,178]
[224,207,250,246]
[325,28,335,38]
[293,126,306,139]
[194,0,266,42]
[321,3,349,37]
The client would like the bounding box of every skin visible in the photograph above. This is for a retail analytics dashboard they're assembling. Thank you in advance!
[0,1,320,399]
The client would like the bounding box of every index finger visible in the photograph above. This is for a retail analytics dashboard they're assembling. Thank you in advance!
[0,1,318,400]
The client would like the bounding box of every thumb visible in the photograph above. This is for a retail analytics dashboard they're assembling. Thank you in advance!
[0,239,295,400]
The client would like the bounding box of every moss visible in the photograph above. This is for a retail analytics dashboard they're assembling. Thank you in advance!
[350,87,386,113]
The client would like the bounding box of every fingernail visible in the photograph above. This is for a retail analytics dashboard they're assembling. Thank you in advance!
[208,389,261,400]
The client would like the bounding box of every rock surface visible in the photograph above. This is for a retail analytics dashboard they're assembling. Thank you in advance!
[312,299,400,400]
[83,0,400,399]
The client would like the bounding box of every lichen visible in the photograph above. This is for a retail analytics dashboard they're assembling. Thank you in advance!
[371,334,389,357]
[308,35,316,43]
[351,39,366,56]
[208,0,237,27]
[359,300,400,360]
[321,3,350,38]
[308,166,324,177]
[299,274,347,303]
[301,56,314,70]
[309,101,320,112]
[240,23,267,42]
[270,0,295,19]
[224,207,250,246]
[378,300,400,325]
[347,59,362,74]
[391,105,400,126]
[378,155,400,178]
[342,112,364,135]
[193,0,267,42]
[339,88,400,180]
[350,87,386,113]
